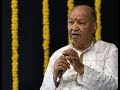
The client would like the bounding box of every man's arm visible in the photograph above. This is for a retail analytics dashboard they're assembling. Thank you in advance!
[40,54,58,90]
[77,44,118,90]
[40,60,56,90]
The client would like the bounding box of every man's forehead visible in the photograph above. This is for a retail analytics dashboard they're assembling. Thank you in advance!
[74,5,93,10]
[68,5,93,18]
[69,7,91,18]
[72,5,92,13]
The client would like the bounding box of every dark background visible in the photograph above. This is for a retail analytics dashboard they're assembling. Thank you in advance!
[2,0,118,90]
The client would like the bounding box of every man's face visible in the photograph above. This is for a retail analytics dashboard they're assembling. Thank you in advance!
[67,6,96,45]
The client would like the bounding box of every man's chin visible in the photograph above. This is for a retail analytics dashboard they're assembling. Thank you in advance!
[71,39,79,44]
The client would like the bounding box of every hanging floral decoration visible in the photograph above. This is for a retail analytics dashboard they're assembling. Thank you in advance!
[11,0,19,90]
[67,0,74,44]
[42,0,50,74]
[95,0,102,40]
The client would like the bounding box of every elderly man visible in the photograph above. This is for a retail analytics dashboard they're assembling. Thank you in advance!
[40,5,118,90]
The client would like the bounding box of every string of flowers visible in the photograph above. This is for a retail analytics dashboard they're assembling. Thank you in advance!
[67,0,74,44]
[11,0,19,90]
[42,0,50,74]
[95,0,102,40]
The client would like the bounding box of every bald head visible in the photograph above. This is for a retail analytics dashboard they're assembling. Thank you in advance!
[69,5,96,22]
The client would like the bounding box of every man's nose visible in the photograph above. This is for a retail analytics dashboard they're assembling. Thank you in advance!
[71,22,79,31]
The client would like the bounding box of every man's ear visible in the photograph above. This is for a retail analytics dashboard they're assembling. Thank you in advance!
[92,22,97,33]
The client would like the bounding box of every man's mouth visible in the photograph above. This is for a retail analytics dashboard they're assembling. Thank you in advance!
[71,34,80,39]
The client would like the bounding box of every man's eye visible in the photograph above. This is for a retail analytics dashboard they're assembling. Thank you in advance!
[68,21,74,24]
[78,22,86,25]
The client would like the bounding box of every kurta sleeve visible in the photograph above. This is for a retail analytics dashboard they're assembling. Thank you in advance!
[77,44,118,90]
[40,50,62,90]
[40,58,56,90]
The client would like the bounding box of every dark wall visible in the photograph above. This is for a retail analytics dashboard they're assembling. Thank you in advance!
[101,0,118,46]
[2,0,12,90]
[2,0,118,90]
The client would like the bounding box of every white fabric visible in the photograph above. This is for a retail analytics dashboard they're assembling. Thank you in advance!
[40,40,118,90]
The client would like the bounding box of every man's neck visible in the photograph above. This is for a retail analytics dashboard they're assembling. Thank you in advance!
[73,38,96,51]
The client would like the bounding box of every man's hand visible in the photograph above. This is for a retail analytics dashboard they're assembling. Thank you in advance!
[53,55,70,82]
[53,48,84,83]
[63,48,84,75]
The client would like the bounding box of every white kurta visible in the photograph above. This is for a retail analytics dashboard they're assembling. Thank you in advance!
[40,40,118,90]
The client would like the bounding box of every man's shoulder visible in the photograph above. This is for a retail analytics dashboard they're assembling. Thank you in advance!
[96,40,118,50]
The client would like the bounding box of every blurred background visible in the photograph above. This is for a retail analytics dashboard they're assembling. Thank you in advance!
[2,0,118,90]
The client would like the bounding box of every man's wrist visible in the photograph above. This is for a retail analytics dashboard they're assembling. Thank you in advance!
[78,64,84,75]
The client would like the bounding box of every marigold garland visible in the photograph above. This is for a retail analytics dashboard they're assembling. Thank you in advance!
[95,0,102,40]
[11,0,19,90]
[67,0,74,44]
[42,0,50,74]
